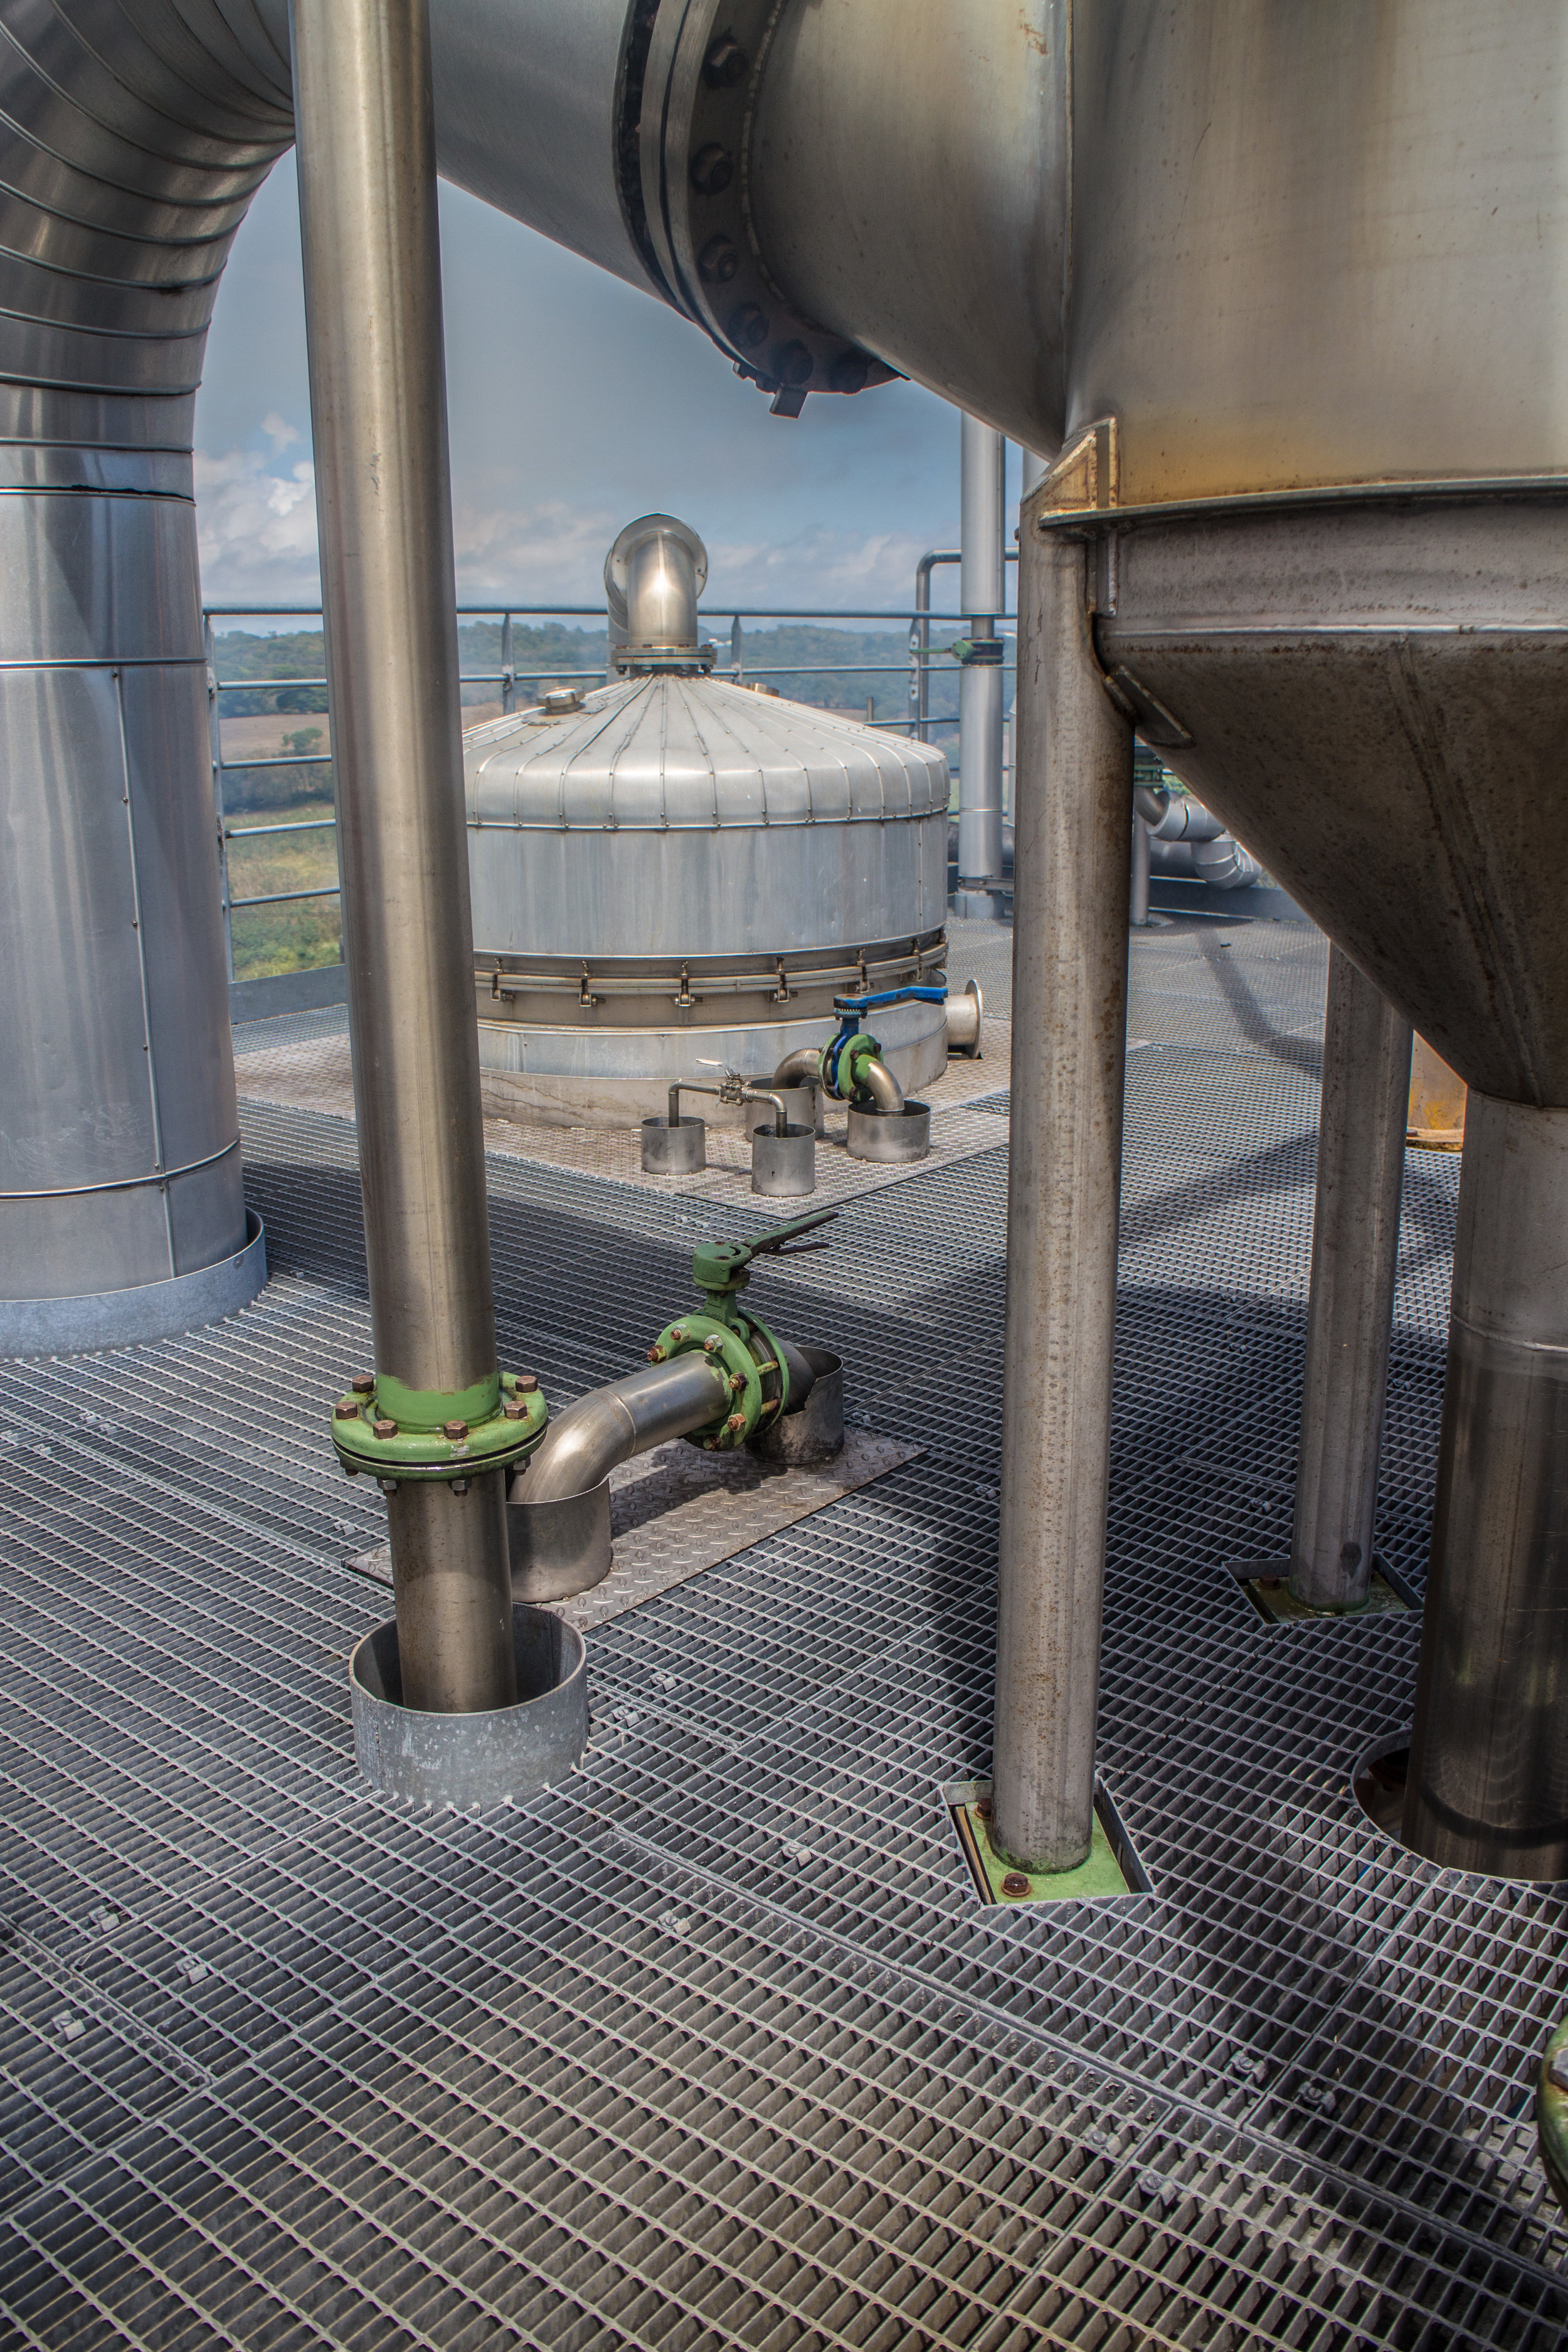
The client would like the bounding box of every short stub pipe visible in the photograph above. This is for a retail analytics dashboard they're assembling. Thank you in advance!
[351,1603,586,1810]
[946,980,983,1058]
[1403,1093,1568,1879]
[508,1479,613,1602]
[751,1123,817,1195]
[847,1103,931,1163]
[750,1343,844,1466]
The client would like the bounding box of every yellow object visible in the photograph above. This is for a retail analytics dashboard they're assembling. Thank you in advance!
[1408,1035,1467,1151]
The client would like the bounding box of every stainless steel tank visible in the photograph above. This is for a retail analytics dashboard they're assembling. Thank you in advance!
[465,517,950,1126]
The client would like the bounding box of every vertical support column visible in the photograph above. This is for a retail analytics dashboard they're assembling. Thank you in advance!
[1129,807,1151,929]
[1288,946,1412,1610]
[290,0,516,1714]
[956,415,1005,908]
[992,522,1134,1873]
[1404,1094,1568,1878]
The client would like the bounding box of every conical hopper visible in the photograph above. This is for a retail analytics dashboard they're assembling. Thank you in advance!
[1088,484,1568,1880]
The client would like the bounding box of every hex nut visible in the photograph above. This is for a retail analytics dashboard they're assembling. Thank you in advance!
[443,1419,469,1441]
[373,1417,398,1439]
[702,33,747,85]
[334,1401,359,1421]
[729,304,768,350]
[698,234,739,285]
[351,1374,375,1395]
[729,1373,746,1394]
[703,1335,724,1354]
[725,1412,746,1434]
[647,1345,666,1364]
[1000,1873,1031,1898]
[502,1401,526,1420]
[690,142,734,194]
[776,339,813,386]
[974,1796,993,1820]
[516,1373,538,1393]
[670,1327,686,1343]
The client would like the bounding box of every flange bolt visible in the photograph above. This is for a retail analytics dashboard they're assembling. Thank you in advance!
[691,142,734,195]
[502,1400,526,1420]
[703,33,747,85]
[443,1419,469,1441]
[515,1372,538,1392]
[334,1401,359,1421]
[647,1345,667,1364]
[351,1374,375,1395]
[725,1412,746,1435]
[975,1796,993,1821]
[373,1417,398,1439]
[1001,1873,1030,1898]
[703,1335,724,1353]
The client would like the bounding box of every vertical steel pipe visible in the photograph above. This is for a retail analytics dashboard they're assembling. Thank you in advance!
[1288,946,1412,1611]
[992,521,1134,1873]
[290,0,516,1713]
[1404,1094,1568,1878]
[1129,808,1151,928]
[957,415,1005,895]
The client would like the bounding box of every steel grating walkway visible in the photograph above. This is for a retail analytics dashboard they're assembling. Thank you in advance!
[1,918,1565,2349]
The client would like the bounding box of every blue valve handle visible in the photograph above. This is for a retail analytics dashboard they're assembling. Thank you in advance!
[824,985,949,1098]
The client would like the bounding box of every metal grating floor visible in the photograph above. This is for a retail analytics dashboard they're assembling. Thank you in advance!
[2,919,1565,2349]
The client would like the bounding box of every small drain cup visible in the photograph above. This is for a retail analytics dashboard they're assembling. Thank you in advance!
[751,1121,815,1195]
[847,1101,931,1163]
[750,1343,844,1465]
[351,1604,587,1809]
[507,1478,612,1601]
[642,1115,706,1173]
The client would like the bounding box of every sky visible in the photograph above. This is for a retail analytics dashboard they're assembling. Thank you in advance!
[194,154,1024,626]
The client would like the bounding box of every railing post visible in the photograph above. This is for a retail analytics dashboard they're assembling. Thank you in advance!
[204,613,235,984]
[501,610,514,714]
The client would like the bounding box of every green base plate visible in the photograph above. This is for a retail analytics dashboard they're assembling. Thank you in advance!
[1234,1560,1411,1626]
[944,1777,1143,1905]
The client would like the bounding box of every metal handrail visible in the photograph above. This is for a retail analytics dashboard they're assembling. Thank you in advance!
[208,589,1017,958]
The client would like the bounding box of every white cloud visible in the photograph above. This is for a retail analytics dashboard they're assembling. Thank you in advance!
[261,410,301,453]
[194,447,320,603]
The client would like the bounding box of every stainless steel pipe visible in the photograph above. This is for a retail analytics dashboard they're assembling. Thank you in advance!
[1289,948,1412,1611]
[957,416,1006,899]
[992,519,1134,1873]
[290,0,514,1712]
[1130,812,1152,929]
[1404,1095,1568,1878]
[524,1357,733,1504]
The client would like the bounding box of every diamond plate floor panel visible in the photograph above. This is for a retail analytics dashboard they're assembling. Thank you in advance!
[3,923,1566,2348]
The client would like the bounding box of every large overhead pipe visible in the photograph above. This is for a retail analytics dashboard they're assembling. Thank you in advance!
[956,416,1007,913]
[992,500,1134,1874]
[1289,949,1412,1612]
[290,0,515,1715]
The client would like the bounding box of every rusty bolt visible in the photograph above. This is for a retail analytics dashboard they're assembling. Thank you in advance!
[725,1412,746,1434]
[1000,1873,1031,1899]
[729,1373,746,1394]
[690,142,734,195]
[703,1335,724,1354]
[670,1327,686,1343]
[703,32,747,85]
[351,1374,375,1396]
[647,1345,666,1364]
[1258,1576,1282,1591]
[698,233,739,285]
[443,1419,469,1441]
[702,1438,719,1451]
[378,1477,398,1495]
[975,1796,993,1821]
[502,1400,526,1420]
[450,1478,470,1495]
[515,1373,539,1394]
[373,1417,398,1439]
[334,1401,358,1421]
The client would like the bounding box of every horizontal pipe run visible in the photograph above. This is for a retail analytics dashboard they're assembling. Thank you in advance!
[524,1357,734,1503]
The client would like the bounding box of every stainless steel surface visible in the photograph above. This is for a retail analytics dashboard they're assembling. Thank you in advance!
[845,1102,931,1165]
[750,1121,815,1196]
[12,931,1568,2340]
[958,416,1006,891]
[507,1479,613,1603]
[750,1342,844,1466]
[748,0,1066,443]
[1096,495,1568,1106]
[856,1057,904,1118]
[524,1355,732,1505]
[0,1209,267,1359]
[640,1116,707,1174]
[993,522,1133,1875]
[1130,811,1152,928]
[945,978,983,1057]
[1290,949,1412,1613]
[608,515,707,665]
[1404,1094,1568,1879]
[384,1471,517,1714]
[291,0,512,1707]
[1068,1,1568,501]
[351,1603,588,1808]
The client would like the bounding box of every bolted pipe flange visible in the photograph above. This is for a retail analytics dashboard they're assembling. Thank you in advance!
[644,1310,788,1448]
[631,0,894,411]
[331,1368,548,1483]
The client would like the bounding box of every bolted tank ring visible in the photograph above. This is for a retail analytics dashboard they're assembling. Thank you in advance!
[633,0,894,413]
[644,1310,787,1449]
[331,1369,548,1482]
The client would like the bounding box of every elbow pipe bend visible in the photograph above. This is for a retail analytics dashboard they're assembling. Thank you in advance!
[772,1046,824,1093]
[523,1355,731,1502]
[859,1057,904,1116]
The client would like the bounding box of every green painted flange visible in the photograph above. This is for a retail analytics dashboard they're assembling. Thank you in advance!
[645,1310,789,1451]
[330,1367,548,1483]
[1538,2016,1568,2218]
